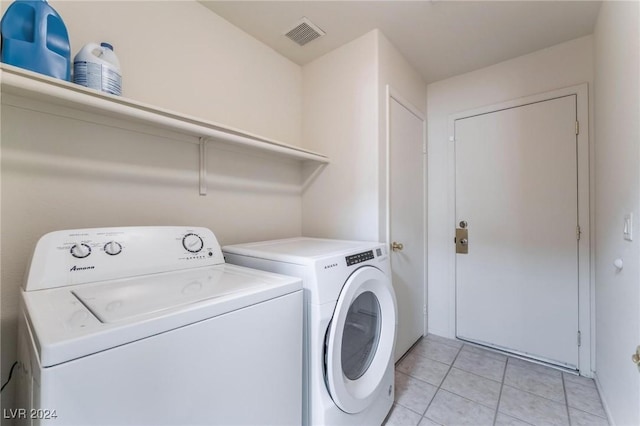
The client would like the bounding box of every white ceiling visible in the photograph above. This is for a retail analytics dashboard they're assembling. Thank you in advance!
[200,1,601,84]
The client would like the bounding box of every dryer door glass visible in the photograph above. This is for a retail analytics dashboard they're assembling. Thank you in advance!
[325,266,397,414]
[341,291,381,380]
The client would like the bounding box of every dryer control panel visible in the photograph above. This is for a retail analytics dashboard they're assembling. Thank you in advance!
[345,250,375,266]
[24,227,225,291]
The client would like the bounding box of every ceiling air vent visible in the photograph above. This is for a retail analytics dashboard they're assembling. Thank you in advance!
[284,17,325,46]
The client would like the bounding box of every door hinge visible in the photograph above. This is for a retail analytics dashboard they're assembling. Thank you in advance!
[577,331,582,347]
[575,121,579,135]
[576,225,582,241]
[424,305,427,316]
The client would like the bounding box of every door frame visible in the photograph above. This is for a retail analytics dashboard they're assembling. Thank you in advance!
[446,83,592,375]
[385,85,428,336]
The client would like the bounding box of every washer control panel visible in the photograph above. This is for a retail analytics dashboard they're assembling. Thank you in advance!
[25,227,225,291]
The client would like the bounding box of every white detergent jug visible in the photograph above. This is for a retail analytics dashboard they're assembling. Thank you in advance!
[73,42,122,95]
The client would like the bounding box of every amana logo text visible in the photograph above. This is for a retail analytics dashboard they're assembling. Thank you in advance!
[70,265,95,272]
[324,263,338,270]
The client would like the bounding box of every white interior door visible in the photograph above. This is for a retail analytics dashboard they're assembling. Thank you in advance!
[455,95,579,368]
[389,94,426,361]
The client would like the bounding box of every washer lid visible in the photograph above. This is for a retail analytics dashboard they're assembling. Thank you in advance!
[73,267,266,323]
[22,264,302,367]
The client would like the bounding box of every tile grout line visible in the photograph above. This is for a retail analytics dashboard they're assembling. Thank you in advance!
[567,405,609,421]
[413,337,464,358]
[390,372,434,418]
[425,335,466,350]
[562,373,572,426]
[451,362,504,385]
[508,359,565,380]
[393,340,605,426]
[407,343,597,426]
[425,344,578,426]
[502,383,567,403]
[492,354,509,426]
[406,339,585,425]
[564,376,610,420]
[419,343,465,421]
[392,338,460,424]
[498,369,572,406]
[564,377,610,422]
[422,345,509,411]
[430,380,502,412]
[411,349,463,368]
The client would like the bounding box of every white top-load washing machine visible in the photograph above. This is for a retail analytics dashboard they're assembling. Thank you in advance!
[222,238,397,426]
[16,227,303,426]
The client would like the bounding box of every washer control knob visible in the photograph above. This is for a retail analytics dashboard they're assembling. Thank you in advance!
[104,241,123,256]
[183,233,204,253]
[70,243,91,259]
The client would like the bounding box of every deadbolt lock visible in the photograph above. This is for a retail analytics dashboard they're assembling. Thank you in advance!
[455,227,469,254]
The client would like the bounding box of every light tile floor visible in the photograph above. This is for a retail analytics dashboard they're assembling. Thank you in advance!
[384,334,609,426]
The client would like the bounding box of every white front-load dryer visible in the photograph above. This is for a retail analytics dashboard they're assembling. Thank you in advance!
[223,238,397,426]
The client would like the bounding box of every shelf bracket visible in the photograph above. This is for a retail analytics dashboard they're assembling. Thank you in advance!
[199,137,209,196]
[302,162,328,194]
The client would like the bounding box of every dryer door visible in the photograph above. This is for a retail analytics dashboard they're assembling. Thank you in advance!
[325,266,397,414]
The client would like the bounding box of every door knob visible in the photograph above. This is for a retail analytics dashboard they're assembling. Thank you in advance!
[632,346,640,371]
[391,242,404,251]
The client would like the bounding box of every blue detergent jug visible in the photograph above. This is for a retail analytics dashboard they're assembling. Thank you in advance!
[0,0,71,80]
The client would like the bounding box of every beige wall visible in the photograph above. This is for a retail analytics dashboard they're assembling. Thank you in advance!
[0,0,304,411]
[301,30,426,243]
[1,0,303,146]
[593,1,640,424]
[301,31,380,241]
[377,31,427,241]
[426,35,594,338]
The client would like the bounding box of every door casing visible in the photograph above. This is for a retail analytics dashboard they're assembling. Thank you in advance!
[446,83,592,375]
